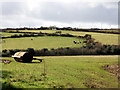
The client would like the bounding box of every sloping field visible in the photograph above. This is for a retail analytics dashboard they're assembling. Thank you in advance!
[2,55,118,88]
[19,30,119,45]
[59,31,118,45]
[2,36,84,50]
[2,32,24,37]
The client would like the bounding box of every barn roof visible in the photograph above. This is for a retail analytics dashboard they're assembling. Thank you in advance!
[12,52,26,58]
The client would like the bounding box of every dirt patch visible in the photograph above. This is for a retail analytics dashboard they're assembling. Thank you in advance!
[83,78,105,88]
[66,83,74,88]
[102,64,120,81]
[83,82,101,88]
[0,60,12,64]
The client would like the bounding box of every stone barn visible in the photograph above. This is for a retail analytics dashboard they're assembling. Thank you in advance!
[12,52,33,63]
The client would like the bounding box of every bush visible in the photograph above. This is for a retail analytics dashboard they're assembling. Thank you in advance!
[9,50,15,55]
[84,34,91,40]
[2,49,7,53]
[55,31,62,34]
[27,48,35,55]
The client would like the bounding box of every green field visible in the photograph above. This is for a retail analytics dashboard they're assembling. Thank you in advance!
[61,31,118,45]
[2,32,24,37]
[19,30,118,45]
[20,30,56,33]
[2,36,84,50]
[97,29,119,32]
[2,55,118,88]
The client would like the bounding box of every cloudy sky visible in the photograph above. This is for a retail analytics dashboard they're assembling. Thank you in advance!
[0,0,119,28]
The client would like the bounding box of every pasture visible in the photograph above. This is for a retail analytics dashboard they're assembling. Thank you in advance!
[20,30,56,33]
[2,55,118,88]
[2,32,24,37]
[2,36,84,50]
[61,31,118,45]
[19,30,118,45]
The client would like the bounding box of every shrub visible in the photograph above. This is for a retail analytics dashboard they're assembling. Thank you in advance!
[9,50,15,55]
[27,48,35,55]
[84,34,91,40]
[2,49,7,53]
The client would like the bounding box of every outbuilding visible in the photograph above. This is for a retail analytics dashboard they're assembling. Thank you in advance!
[12,52,33,63]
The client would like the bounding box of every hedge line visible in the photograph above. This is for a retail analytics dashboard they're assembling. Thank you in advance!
[2,31,87,39]
[2,44,120,57]
[2,27,120,34]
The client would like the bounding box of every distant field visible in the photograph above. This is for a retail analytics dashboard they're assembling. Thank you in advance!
[20,30,56,33]
[19,30,118,45]
[2,36,84,50]
[2,32,24,37]
[59,31,118,45]
[97,29,119,32]
[65,31,118,45]
[2,55,118,88]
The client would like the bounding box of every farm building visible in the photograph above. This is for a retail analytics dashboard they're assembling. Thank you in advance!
[12,52,33,63]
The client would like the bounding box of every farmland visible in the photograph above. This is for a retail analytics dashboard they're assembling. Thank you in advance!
[1,29,119,89]
[2,36,84,50]
[1,0,119,88]
[19,30,118,45]
[2,55,118,88]
[3,30,118,45]
[2,32,24,37]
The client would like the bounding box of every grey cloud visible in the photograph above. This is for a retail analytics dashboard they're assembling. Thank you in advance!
[0,1,118,28]
[1,2,26,15]
[31,2,118,25]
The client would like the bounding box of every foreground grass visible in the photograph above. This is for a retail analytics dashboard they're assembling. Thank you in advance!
[2,55,118,88]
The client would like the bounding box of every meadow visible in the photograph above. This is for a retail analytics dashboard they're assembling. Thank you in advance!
[19,30,118,45]
[2,55,118,88]
[2,32,24,37]
[2,36,84,50]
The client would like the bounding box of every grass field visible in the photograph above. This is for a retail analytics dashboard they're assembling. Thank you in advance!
[20,30,56,33]
[97,29,119,32]
[2,55,118,88]
[2,36,84,50]
[2,32,24,37]
[61,31,118,45]
[19,30,118,45]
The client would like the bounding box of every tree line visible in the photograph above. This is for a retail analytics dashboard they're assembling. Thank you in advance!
[2,26,120,34]
[2,31,87,39]
[2,44,120,57]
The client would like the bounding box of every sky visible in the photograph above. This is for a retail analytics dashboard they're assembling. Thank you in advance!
[0,0,119,29]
